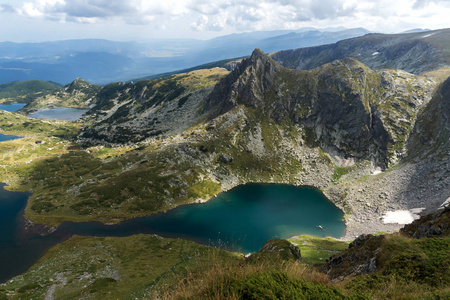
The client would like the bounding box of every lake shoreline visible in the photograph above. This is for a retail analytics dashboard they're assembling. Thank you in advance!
[28,107,88,121]
[1,182,345,282]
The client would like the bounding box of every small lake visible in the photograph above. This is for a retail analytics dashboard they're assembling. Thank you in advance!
[0,183,345,283]
[0,133,20,142]
[28,107,88,121]
[0,103,26,112]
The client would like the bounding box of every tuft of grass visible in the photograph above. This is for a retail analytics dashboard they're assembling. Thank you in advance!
[157,261,365,299]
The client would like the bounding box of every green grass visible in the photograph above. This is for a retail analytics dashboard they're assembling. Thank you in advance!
[158,259,366,299]
[289,235,349,266]
[333,166,354,182]
[1,235,242,300]
[334,234,450,299]
[214,270,361,300]
[0,80,61,104]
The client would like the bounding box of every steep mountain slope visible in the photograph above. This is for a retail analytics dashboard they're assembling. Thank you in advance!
[83,49,434,167]
[78,68,229,145]
[270,28,450,76]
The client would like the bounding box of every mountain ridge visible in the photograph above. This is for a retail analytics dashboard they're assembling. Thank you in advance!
[270,28,450,76]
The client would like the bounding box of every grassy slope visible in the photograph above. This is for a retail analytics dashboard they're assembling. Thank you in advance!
[0,110,80,189]
[0,235,242,300]
[289,235,349,266]
[19,103,328,226]
[0,234,357,299]
[0,69,233,226]
[344,234,450,299]
[1,232,448,299]
[0,201,446,300]
[0,81,61,104]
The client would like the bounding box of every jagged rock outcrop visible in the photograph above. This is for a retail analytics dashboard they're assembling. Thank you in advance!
[205,48,280,115]
[322,234,383,279]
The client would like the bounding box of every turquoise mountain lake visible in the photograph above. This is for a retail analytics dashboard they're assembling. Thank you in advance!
[0,103,26,112]
[28,107,88,121]
[0,183,345,283]
[0,133,20,142]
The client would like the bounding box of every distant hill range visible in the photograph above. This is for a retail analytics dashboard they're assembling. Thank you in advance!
[270,28,450,76]
[0,28,369,85]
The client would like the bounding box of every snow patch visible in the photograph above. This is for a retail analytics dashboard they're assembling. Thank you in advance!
[382,208,425,224]
[439,197,450,209]
[371,167,382,175]
[421,33,436,38]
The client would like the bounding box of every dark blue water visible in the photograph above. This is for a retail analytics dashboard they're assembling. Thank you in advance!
[0,183,345,283]
[0,103,26,112]
[28,107,88,121]
[0,133,20,142]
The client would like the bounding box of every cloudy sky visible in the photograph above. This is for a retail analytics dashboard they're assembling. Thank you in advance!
[0,0,449,42]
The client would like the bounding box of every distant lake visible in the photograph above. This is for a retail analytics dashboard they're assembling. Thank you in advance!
[0,183,345,283]
[0,133,20,142]
[0,103,26,112]
[28,107,88,121]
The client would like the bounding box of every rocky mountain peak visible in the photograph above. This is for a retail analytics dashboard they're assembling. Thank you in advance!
[64,78,99,95]
[204,48,281,116]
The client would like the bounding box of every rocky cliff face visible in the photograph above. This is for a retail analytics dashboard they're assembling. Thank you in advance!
[407,76,450,158]
[270,29,450,75]
[78,49,435,165]
[205,49,434,167]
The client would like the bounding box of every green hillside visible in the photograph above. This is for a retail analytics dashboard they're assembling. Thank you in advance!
[0,80,62,104]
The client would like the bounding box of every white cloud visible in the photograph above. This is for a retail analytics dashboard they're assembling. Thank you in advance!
[0,3,16,12]
[2,0,450,39]
[413,0,450,9]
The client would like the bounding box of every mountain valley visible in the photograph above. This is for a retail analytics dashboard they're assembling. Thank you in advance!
[0,28,449,299]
